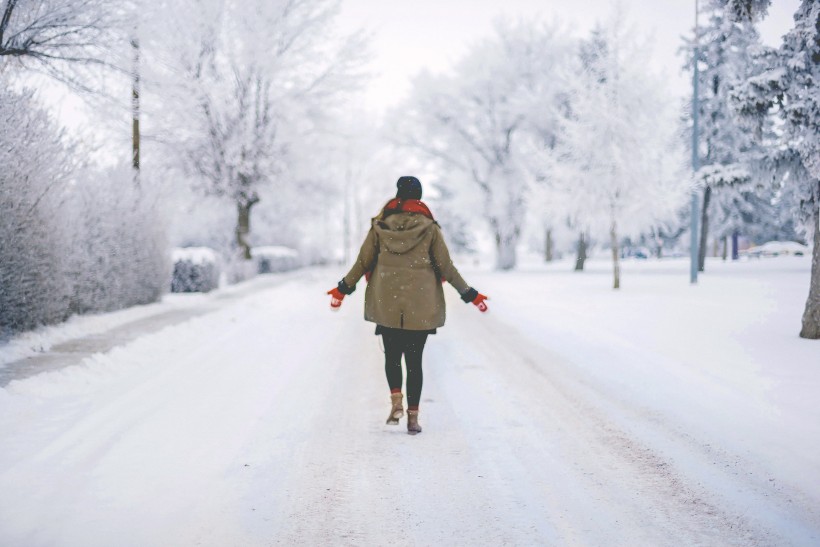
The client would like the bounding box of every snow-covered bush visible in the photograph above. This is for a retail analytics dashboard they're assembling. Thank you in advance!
[0,89,170,336]
[0,89,74,336]
[171,247,220,293]
[255,246,300,274]
[66,165,170,314]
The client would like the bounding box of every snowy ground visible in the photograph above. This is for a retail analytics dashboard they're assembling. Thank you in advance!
[0,256,817,546]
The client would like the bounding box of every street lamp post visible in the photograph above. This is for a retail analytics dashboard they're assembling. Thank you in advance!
[690,0,700,284]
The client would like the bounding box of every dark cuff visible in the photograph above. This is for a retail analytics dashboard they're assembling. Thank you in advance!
[461,287,478,303]
[338,279,356,295]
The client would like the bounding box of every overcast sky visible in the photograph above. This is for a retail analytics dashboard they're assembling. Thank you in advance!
[337,0,802,112]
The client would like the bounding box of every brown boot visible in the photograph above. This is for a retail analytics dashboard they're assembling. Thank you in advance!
[407,410,422,435]
[386,392,404,425]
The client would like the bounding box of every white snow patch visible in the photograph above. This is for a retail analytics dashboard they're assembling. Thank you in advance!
[0,258,817,545]
[171,246,219,265]
[253,245,298,258]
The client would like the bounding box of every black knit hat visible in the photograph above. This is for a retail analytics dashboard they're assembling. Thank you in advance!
[396,176,422,200]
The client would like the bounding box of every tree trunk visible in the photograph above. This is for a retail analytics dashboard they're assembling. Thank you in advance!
[799,208,820,339]
[732,231,739,260]
[654,228,663,258]
[494,230,518,270]
[575,232,587,271]
[698,186,711,272]
[722,236,728,261]
[610,221,620,290]
[131,35,140,180]
[236,197,259,260]
[545,228,553,262]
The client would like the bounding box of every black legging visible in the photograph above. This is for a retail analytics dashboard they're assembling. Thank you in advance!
[382,328,429,409]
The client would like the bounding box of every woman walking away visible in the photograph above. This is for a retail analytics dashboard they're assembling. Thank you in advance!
[327,176,488,435]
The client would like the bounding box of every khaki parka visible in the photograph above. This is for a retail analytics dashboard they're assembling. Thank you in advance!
[342,211,471,330]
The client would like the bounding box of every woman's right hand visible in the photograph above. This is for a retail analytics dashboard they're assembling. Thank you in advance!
[327,287,345,310]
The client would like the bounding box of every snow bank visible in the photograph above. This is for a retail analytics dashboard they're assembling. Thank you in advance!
[254,245,300,274]
[0,295,200,368]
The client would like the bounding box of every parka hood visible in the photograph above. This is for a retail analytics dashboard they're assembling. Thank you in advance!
[373,212,434,255]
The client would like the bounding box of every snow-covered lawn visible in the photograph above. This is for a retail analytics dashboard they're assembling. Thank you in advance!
[0,257,817,545]
[482,254,820,485]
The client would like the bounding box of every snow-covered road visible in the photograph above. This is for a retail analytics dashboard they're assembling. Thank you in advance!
[1,262,818,546]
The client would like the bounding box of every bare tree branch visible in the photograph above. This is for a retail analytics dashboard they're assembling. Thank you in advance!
[0,0,120,74]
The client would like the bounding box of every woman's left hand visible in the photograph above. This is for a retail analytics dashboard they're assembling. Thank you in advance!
[472,293,489,312]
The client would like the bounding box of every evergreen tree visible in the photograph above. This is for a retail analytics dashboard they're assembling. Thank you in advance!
[685,0,769,270]
[731,0,820,338]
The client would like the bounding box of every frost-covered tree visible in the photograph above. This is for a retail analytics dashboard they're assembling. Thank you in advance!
[550,16,689,288]
[548,27,608,273]
[395,20,572,270]
[731,0,820,338]
[724,0,770,23]
[0,0,123,88]
[698,164,766,251]
[684,0,769,271]
[518,29,573,266]
[157,0,362,262]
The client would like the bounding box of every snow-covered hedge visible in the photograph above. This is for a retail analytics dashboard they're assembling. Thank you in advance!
[255,246,300,274]
[0,90,73,335]
[66,166,170,315]
[0,89,169,337]
[171,247,220,293]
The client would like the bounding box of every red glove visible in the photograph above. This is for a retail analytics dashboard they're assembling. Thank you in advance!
[472,293,489,312]
[327,287,345,310]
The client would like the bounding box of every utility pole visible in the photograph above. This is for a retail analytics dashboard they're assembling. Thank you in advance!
[690,0,700,284]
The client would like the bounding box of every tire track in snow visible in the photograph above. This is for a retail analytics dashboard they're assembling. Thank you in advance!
[450,300,783,545]
[270,319,508,546]
[270,296,563,545]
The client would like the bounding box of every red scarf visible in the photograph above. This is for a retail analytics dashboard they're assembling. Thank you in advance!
[382,198,434,220]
